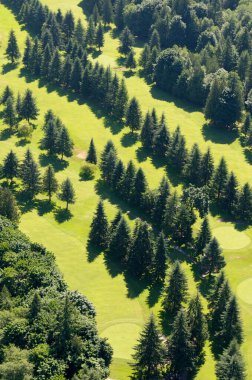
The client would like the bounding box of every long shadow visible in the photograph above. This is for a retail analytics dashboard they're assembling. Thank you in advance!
[151,84,201,114]
[104,115,125,135]
[121,131,138,147]
[104,253,124,278]
[244,147,252,165]
[37,200,55,216]
[86,241,103,262]
[0,128,13,141]
[147,281,164,307]
[54,208,73,223]
[202,123,238,144]
[2,62,18,74]
[15,138,30,147]
[136,146,150,163]
[15,191,38,214]
[124,271,149,299]
[39,153,69,172]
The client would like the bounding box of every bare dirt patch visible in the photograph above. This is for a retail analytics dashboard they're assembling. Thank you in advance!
[75,149,87,160]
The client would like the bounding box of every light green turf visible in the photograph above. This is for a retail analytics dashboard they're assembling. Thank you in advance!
[213,226,251,250]
[237,278,252,305]
[1,3,252,380]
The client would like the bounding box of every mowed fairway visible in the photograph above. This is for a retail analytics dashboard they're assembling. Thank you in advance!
[1,2,252,379]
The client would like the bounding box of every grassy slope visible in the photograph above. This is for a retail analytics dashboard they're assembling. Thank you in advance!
[1,2,252,379]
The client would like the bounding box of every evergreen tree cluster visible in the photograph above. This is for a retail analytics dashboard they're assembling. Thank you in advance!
[42,109,73,159]
[0,86,39,128]
[0,216,112,379]
[1,148,75,208]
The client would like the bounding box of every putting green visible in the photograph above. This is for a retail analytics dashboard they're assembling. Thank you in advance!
[212,226,250,250]
[101,322,142,360]
[237,278,252,305]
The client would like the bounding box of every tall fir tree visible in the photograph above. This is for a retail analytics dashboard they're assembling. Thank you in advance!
[141,112,154,149]
[5,30,21,63]
[19,149,41,197]
[95,22,104,51]
[219,296,243,347]
[2,150,19,184]
[212,157,228,200]
[20,89,39,124]
[102,0,113,25]
[57,126,73,159]
[86,138,97,164]
[3,96,16,129]
[195,216,212,257]
[107,216,131,264]
[153,232,167,283]
[215,340,246,380]
[126,97,142,133]
[58,178,76,210]
[88,201,109,249]
[200,147,214,186]
[200,237,225,277]
[42,164,58,201]
[119,27,134,55]
[131,314,164,379]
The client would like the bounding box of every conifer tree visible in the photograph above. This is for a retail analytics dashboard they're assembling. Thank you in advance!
[200,147,214,186]
[16,92,22,120]
[216,340,246,380]
[237,182,252,221]
[42,119,59,155]
[141,112,154,149]
[131,314,164,379]
[86,17,96,46]
[86,138,97,164]
[132,168,147,205]
[166,309,193,379]
[212,157,228,200]
[20,89,39,124]
[223,171,238,213]
[195,216,212,257]
[153,232,167,283]
[29,292,42,321]
[57,126,74,159]
[113,79,128,120]
[112,159,125,191]
[150,29,161,51]
[162,261,188,316]
[42,165,58,202]
[242,113,251,137]
[184,143,202,186]
[187,294,208,366]
[120,160,136,201]
[219,296,243,348]
[89,201,109,249]
[152,177,170,224]
[200,237,225,277]
[114,0,125,30]
[0,187,20,223]
[5,30,21,63]
[74,19,85,43]
[19,149,41,197]
[61,56,73,88]
[95,22,104,51]
[23,36,32,66]
[0,86,14,105]
[49,49,62,83]
[103,0,113,25]
[70,58,83,93]
[139,44,151,70]
[119,27,134,55]
[93,5,100,25]
[126,50,136,70]
[162,192,179,237]
[3,150,19,185]
[127,220,154,278]
[109,210,122,232]
[126,97,142,133]
[210,280,232,335]
[153,123,170,158]
[58,178,76,210]
[107,217,131,264]
[0,285,12,310]
[208,271,226,310]
[3,96,16,129]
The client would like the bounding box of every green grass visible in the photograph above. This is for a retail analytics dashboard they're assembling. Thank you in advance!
[1,3,252,379]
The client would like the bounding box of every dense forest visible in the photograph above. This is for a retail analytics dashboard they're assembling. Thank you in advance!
[0,0,250,378]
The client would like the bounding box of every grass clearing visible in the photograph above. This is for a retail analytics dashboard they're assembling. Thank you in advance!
[1,2,252,379]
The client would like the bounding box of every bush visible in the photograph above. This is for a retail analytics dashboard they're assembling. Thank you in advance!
[17,123,33,140]
[79,163,96,181]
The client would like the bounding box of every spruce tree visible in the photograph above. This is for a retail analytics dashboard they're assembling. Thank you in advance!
[0,86,14,105]
[0,285,12,310]
[212,157,228,200]
[162,192,179,237]
[113,79,128,120]
[153,232,167,283]
[23,36,32,67]
[29,292,42,321]
[216,340,246,380]
[152,176,170,225]
[95,22,104,51]
[5,30,21,63]
[241,113,251,137]
[86,138,97,164]
[3,150,19,184]
[162,261,188,316]
[112,159,125,191]
[132,168,147,206]
[119,27,134,55]
[139,44,151,70]
[208,271,226,310]
[19,149,41,197]
[110,210,122,232]
[125,50,136,70]
[70,58,83,93]
[210,280,232,335]
[166,309,193,379]
[187,294,208,366]
[57,126,73,159]
[223,171,238,213]
[86,17,96,46]
[120,160,136,201]
[107,217,131,264]
[21,89,39,124]
[219,296,243,347]
[114,0,125,30]
[141,112,154,149]
[42,119,59,155]
[0,187,20,223]
[200,147,214,186]
[149,29,161,51]
[93,5,100,25]
[48,49,62,83]
[58,178,76,210]
[42,165,58,202]
[88,201,109,249]
[195,216,212,257]
[237,183,252,221]
[127,220,154,278]
[184,143,202,186]
[61,56,73,88]
[200,237,225,277]
[153,123,170,158]
[126,97,142,133]
[103,0,113,25]
[131,314,164,379]
[3,96,16,129]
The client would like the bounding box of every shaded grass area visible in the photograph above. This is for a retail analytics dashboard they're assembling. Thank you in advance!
[1,2,252,380]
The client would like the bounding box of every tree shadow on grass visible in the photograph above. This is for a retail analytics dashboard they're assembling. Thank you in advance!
[0,128,13,141]
[19,67,37,84]
[54,208,72,223]
[123,70,135,78]
[202,123,238,144]
[37,200,55,216]
[159,309,176,336]
[147,281,164,307]
[104,115,125,135]
[124,271,149,299]
[136,146,149,163]
[2,62,18,74]
[16,191,37,214]
[121,131,138,147]
[39,153,69,172]
[104,253,124,278]
[86,241,103,263]
[15,138,30,147]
